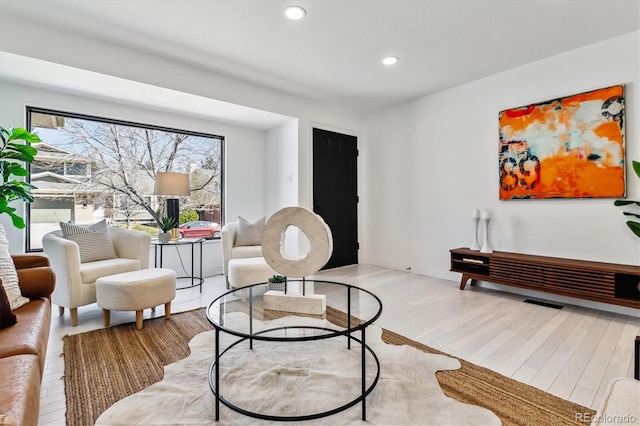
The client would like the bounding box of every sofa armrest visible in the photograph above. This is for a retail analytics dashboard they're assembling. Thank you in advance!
[13,255,56,299]
[17,267,56,299]
[11,254,50,270]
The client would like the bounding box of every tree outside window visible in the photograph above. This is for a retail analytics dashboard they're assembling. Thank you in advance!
[27,109,224,250]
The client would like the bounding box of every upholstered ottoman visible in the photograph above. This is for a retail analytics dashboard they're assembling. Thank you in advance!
[228,257,277,301]
[96,268,177,329]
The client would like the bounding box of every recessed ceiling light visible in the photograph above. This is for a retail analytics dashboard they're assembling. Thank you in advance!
[285,6,306,20]
[382,56,399,66]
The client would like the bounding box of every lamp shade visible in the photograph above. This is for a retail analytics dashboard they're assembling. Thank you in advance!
[154,172,191,196]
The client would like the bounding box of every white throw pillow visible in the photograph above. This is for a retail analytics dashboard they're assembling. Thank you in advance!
[60,219,118,263]
[235,216,265,246]
[0,225,30,310]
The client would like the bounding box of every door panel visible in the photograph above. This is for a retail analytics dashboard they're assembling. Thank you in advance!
[313,128,358,269]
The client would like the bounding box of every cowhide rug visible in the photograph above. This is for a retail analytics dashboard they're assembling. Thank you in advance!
[96,313,500,425]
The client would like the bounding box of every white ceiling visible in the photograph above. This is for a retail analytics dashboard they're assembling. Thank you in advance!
[1,0,639,113]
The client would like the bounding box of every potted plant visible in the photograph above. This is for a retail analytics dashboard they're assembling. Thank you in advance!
[267,274,287,292]
[0,126,41,229]
[614,160,640,238]
[157,216,177,243]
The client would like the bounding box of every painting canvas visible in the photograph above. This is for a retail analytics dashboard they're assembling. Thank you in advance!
[498,85,625,200]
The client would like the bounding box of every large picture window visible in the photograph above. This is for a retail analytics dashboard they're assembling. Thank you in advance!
[26,107,224,251]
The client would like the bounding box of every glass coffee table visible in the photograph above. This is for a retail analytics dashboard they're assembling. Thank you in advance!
[206,279,383,422]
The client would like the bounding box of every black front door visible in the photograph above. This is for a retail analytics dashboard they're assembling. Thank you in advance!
[313,128,358,269]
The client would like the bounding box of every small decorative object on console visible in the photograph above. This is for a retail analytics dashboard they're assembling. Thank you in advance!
[470,209,481,250]
[479,210,493,253]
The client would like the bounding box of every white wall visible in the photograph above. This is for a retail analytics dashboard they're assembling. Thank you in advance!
[266,119,299,216]
[362,32,640,285]
[265,119,301,256]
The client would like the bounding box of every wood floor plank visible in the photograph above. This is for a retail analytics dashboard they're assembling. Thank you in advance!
[495,306,573,377]
[480,305,559,372]
[511,306,581,384]
[591,316,640,407]
[466,302,541,365]
[528,308,599,392]
[569,314,626,407]
[547,311,614,400]
[450,301,538,359]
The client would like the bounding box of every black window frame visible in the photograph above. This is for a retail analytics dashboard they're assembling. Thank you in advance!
[25,106,225,252]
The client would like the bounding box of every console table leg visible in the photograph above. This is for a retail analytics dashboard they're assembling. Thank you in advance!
[459,274,478,290]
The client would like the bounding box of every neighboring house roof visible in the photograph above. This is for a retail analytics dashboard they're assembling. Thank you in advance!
[31,171,82,184]
[34,142,95,164]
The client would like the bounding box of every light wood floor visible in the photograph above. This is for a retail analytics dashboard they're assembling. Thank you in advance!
[38,264,639,425]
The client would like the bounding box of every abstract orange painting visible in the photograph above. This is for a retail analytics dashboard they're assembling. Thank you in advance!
[498,85,625,199]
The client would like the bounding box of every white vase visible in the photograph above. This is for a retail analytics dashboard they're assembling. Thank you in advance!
[158,232,171,244]
[470,217,480,250]
[480,217,493,253]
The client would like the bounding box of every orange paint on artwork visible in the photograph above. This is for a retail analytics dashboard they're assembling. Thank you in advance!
[499,154,624,199]
[499,86,624,135]
[593,121,623,144]
[562,86,622,105]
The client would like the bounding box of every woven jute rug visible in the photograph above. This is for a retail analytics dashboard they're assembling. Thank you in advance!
[63,307,595,425]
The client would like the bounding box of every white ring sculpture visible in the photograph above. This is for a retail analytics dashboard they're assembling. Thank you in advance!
[262,207,333,278]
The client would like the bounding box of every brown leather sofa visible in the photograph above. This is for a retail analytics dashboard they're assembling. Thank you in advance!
[0,255,55,426]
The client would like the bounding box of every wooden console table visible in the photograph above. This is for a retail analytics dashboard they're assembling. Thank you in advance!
[450,247,640,309]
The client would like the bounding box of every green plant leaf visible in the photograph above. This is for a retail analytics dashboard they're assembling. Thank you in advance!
[8,210,25,229]
[614,200,640,207]
[0,142,38,162]
[623,212,640,219]
[633,161,640,179]
[5,162,29,177]
[158,216,177,232]
[0,127,9,142]
[0,202,23,228]
[626,221,640,238]
[9,128,41,143]
[0,181,36,202]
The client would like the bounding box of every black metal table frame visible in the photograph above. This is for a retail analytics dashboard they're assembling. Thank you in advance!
[206,279,383,422]
[152,238,204,292]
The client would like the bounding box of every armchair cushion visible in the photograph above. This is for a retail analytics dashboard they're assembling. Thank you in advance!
[235,216,265,246]
[79,258,141,284]
[0,226,29,311]
[231,246,263,260]
[60,219,117,263]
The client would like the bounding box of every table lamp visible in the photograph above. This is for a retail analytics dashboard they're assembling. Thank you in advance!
[154,172,191,239]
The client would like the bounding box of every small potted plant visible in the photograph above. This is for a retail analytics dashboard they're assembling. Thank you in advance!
[267,274,287,292]
[157,216,177,243]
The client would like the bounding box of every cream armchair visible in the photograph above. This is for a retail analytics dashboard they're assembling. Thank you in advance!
[221,222,264,288]
[42,227,150,326]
